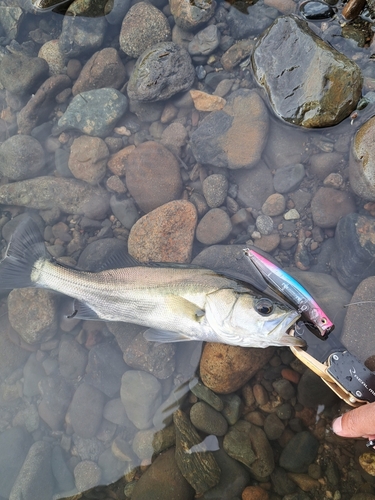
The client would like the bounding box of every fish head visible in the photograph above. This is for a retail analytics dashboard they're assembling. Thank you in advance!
[205,289,301,348]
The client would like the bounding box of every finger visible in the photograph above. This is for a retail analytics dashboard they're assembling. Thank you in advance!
[333,403,375,438]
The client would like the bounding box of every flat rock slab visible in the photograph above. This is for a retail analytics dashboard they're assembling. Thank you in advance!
[252,15,362,127]
[191,89,269,169]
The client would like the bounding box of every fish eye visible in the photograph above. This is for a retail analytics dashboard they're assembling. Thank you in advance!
[256,298,274,316]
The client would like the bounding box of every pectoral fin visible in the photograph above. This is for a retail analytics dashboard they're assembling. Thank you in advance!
[67,300,101,320]
[143,328,191,343]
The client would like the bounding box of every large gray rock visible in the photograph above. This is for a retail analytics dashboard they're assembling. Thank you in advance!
[127,42,195,101]
[0,428,32,498]
[9,441,53,500]
[58,88,128,137]
[59,15,107,57]
[0,51,48,95]
[120,2,171,58]
[252,15,362,127]
[0,177,110,220]
[350,115,375,200]
[191,89,269,169]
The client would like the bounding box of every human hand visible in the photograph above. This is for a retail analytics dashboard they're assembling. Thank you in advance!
[332,402,375,440]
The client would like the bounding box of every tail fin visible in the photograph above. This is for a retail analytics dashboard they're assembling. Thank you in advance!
[0,217,46,289]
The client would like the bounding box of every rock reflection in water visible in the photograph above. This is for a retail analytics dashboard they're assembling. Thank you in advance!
[1,0,375,497]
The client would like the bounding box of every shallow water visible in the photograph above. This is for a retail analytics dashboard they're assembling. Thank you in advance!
[0,0,375,498]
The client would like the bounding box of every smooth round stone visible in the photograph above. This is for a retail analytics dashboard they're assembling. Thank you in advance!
[0,428,31,498]
[70,383,106,438]
[110,196,139,230]
[279,431,319,472]
[74,460,101,492]
[0,135,45,181]
[262,193,286,216]
[189,379,224,411]
[190,402,228,436]
[311,187,355,228]
[300,0,335,20]
[256,214,274,235]
[68,136,108,185]
[221,394,242,426]
[188,25,220,56]
[202,174,228,208]
[350,115,375,200]
[273,163,305,194]
[170,0,216,31]
[264,413,285,441]
[272,379,295,400]
[196,208,232,245]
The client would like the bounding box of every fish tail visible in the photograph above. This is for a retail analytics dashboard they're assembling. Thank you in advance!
[0,217,47,289]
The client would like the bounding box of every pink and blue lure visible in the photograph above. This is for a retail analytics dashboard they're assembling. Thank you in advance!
[244,249,334,339]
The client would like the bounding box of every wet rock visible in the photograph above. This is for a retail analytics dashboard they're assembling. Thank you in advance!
[128,200,197,263]
[242,485,270,500]
[70,383,106,438]
[263,119,308,169]
[190,401,228,436]
[190,90,226,111]
[203,448,250,499]
[196,208,232,244]
[0,134,45,181]
[332,213,375,291]
[350,115,375,200]
[300,0,335,20]
[200,344,274,394]
[72,47,126,96]
[59,15,107,57]
[191,89,269,169]
[342,276,375,361]
[132,447,194,499]
[59,337,88,380]
[68,135,109,185]
[262,193,286,216]
[123,141,182,213]
[0,5,23,40]
[173,409,221,494]
[252,16,362,127]
[110,196,139,230]
[160,122,188,157]
[78,237,125,270]
[170,0,216,31]
[279,431,319,472]
[8,288,58,344]
[0,51,48,95]
[264,413,285,440]
[188,25,220,56]
[120,370,162,429]
[309,152,344,180]
[123,332,176,379]
[38,375,72,430]
[0,309,29,379]
[227,3,278,39]
[271,466,297,495]
[17,74,71,134]
[256,214,274,235]
[51,446,75,492]
[129,99,164,122]
[0,428,31,499]
[223,420,274,477]
[120,2,171,58]
[74,460,101,492]
[128,42,195,102]
[103,398,130,426]
[221,39,254,71]
[189,378,224,411]
[311,187,355,228]
[9,441,53,500]
[233,161,274,209]
[23,353,45,398]
[273,164,305,194]
[38,39,66,75]
[105,0,131,23]
[0,177,110,220]
[202,174,228,208]
[85,342,127,397]
[58,88,128,137]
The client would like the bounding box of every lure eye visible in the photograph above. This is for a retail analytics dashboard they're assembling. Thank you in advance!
[321,318,327,324]
[256,298,274,316]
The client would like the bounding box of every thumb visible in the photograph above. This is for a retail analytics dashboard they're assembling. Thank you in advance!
[333,402,375,438]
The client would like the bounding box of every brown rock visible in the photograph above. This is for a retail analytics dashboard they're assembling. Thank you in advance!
[124,141,183,213]
[253,233,280,252]
[264,0,296,13]
[350,115,375,200]
[221,39,255,71]
[233,161,274,210]
[311,187,355,228]
[107,145,135,176]
[160,122,188,157]
[199,343,274,394]
[242,485,269,500]
[72,48,126,96]
[190,90,226,111]
[128,200,197,263]
[309,152,344,180]
[68,135,109,185]
[17,74,71,135]
[170,0,216,31]
[262,193,286,216]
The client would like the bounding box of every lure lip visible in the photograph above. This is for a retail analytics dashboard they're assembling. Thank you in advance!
[243,248,334,339]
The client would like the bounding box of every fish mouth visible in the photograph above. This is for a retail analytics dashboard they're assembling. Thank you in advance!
[270,309,300,336]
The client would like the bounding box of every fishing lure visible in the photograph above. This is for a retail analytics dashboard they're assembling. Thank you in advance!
[243,248,334,339]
